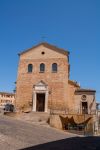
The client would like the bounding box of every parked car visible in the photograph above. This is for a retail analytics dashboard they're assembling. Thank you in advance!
[4,104,14,112]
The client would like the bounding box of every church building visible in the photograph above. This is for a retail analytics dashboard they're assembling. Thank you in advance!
[16,42,96,115]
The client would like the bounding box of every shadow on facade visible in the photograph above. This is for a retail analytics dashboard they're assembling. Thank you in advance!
[20,136,100,150]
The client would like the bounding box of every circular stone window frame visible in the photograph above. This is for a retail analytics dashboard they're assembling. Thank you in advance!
[81,95,87,100]
[41,51,45,55]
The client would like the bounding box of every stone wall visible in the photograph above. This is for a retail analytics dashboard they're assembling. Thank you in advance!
[50,114,94,135]
[68,81,79,113]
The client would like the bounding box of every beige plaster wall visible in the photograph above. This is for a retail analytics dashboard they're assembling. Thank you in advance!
[74,93,96,114]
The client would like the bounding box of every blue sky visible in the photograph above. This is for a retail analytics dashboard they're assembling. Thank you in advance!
[0,0,100,101]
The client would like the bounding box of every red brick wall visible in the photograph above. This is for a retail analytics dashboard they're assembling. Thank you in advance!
[16,49,69,111]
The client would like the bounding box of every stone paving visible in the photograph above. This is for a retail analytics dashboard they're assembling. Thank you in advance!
[0,115,78,150]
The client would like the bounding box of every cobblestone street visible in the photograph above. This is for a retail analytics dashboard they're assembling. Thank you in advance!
[0,115,78,150]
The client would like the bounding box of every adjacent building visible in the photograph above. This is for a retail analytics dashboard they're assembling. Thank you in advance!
[0,92,15,108]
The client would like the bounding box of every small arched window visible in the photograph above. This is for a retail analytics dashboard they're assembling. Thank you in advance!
[28,64,33,73]
[40,63,45,72]
[52,63,57,72]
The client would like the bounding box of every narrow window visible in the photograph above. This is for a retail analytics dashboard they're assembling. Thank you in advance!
[40,63,45,72]
[52,63,57,72]
[28,64,33,73]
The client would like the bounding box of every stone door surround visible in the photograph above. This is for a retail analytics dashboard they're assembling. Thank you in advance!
[32,81,48,112]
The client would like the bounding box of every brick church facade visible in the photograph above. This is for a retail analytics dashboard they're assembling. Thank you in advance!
[16,42,96,115]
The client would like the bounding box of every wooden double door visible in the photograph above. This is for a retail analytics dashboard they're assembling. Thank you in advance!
[36,93,45,112]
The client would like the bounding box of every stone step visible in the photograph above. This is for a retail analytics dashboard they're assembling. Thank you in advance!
[18,112,50,123]
[3,111,50,124]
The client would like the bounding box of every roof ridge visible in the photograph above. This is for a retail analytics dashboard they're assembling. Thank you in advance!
[75,88,96,92]
[68,79,80,87]
[0,91,15,95]
[18,42,69,56]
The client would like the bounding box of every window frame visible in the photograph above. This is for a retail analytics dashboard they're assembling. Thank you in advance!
[28,64,33,73]
[40,63,45,73]
[52,63,58,73]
